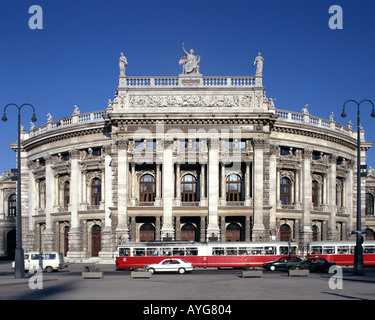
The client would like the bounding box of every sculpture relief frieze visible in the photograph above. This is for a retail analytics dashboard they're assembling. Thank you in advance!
[129,94,253,109]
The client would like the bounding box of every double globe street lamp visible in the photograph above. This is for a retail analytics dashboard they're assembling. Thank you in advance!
[341,99,375,276]
[2,103,37,278]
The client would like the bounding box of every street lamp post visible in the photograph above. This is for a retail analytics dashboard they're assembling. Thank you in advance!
[2,103,37,278]
[341,99,375,276]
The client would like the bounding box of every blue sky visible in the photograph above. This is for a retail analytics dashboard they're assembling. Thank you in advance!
[0,0,375,173]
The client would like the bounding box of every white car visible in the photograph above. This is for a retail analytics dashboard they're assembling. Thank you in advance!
[147,258,193,274]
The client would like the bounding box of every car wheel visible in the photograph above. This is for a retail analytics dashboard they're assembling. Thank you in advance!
[149,268,155,274]
[45,266,53,273]
[270,266,276,271]
[178,268,185,274]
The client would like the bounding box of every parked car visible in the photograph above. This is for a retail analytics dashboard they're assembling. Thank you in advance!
[11,251,67,273]
[263,256,302,271]
[298,257,336,272]
[148,258,193,274]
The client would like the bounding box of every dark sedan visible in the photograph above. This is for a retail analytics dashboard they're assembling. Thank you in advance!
[263,256,302,271]
[299,257,336,272]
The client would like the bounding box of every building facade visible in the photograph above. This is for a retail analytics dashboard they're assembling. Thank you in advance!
[1,51,375,261]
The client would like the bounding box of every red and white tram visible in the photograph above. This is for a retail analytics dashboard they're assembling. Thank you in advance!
[115,241,298,270]
[307,240,375,266]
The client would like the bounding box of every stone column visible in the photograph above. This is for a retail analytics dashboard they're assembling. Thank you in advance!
[328,154,338,240]
[200,163,207,206]
[161,141,175,240]
[207,138,220,241]
[245,216,251,242]
[200,216,205,242]
[67,149,84,259]
[269,145,278,231]
[155,216,161,241]
[115,138,129,243]
[43,155,55,251]
[26,162,35,251]
[346,164,354,237]
[155,164,162,206]
[175,163,181,206]
[252,138,265,241]
[245,161,251,206]
[99,145,114,259]
[301,149,312,256]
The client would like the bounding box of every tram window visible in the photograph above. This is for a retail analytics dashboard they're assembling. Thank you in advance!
[251,247,264,255]
[212,248,225,255]
[364,246,375,254]
[264,247,276,255]
[290,246,297,254]
[134,248,146,256]
[350,246,355,254]
[173,248,185,256]
[186,248,198,256]
[162,248,172,256]
[226,248,237,255]
[323,246,335,254]
[239,247,249,255]
[279,246,289,255]
[147,248,160,256]
[337,246,350,254]
[310,246,322,254]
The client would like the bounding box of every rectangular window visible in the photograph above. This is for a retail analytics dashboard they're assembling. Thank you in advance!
[212,248,225,255]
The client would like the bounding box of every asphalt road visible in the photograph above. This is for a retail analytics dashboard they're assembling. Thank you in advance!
[0,261,374,302]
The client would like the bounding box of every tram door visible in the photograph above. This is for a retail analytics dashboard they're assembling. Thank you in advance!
[91,225,101,257]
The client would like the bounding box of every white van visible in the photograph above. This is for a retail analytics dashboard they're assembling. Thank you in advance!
[12,252,67,272]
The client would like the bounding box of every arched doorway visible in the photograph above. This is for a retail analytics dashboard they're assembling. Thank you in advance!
[280,224,292,241]
[181,223,196,241]
[140,223,155,242]
[6,229,16,260]
[91,225,101,257]
[226,223,241,242]
[63,226,69,257]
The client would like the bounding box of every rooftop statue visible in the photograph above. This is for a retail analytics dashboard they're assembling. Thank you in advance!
[119,52,128,76]
[253,52,264,76]
[179,43,201,75]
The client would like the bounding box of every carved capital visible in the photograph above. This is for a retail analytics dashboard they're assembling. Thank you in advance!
[116,138,128,150]
[69,148,81,160]
[253,138,265,149]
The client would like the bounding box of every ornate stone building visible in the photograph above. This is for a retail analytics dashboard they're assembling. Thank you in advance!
[0,50,375,261]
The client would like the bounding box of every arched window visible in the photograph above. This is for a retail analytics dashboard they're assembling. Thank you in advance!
[63,181,70,208]
[181,174,197,202]
[280,177,291,205]
[226,174,242,201]
[91,178,102,206]
[312,180,319,207]
[8,194,16,217]
[140,174,155,202]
